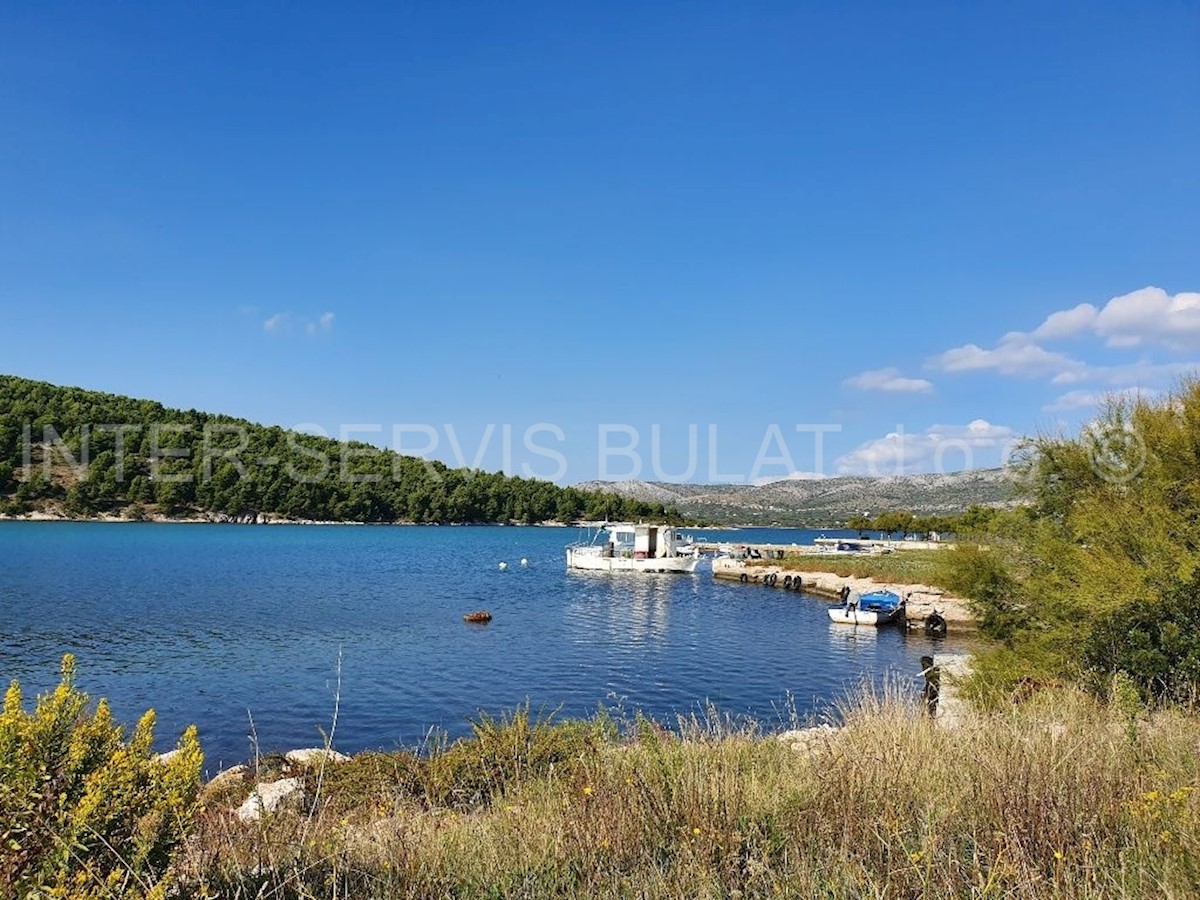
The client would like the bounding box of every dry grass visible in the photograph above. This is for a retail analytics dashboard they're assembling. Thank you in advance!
[753,549,950,588]
[173,686,1200,899]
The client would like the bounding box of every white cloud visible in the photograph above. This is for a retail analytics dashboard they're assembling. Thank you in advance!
[844,367,933,393]
[835,419,1017,476]
[1043,387,1155,413]
[263,313,288,333]
[928,333,1085,379]
[1051,360,1196,388]
[1027,287,1200,350]
[927,286,1200,390]
[1033,302,1098,340]
[1091,287,1200,350]
[265,311,335,337]
[1042,390,1106,412]
[306,311,336,335]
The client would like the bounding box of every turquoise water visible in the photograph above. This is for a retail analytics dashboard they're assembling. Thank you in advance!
[0,522,943,770]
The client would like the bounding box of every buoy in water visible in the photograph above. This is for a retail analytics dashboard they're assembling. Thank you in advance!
[498,561,508,571]
[520,558,528,567]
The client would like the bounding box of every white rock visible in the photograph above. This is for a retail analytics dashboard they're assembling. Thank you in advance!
[155,749,181,765]
[285,748,350,767]
[236,778,305,822]
[208,763,248,785]
[776,724,837,753]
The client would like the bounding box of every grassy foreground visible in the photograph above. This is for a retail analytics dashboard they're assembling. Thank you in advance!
[753,548,950,588]
[180,686,1200,899]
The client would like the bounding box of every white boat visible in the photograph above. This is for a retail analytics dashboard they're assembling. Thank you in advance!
[566,523,701,574]
[828,589,905,626]
[813,538,894,556]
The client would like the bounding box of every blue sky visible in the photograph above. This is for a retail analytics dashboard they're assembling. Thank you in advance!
[2,1,1197,483]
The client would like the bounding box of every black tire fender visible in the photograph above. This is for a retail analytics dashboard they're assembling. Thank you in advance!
[924,612,948,637]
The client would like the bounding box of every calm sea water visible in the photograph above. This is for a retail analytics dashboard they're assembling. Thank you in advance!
[0,522,945,770]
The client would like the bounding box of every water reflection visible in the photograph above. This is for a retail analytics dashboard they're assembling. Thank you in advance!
[826,621,880,652]
[608,576,674,645]
[564,572,675,646]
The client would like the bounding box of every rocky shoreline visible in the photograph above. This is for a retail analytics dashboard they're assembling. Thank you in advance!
[0,509,572,526]
[200,658,973,822]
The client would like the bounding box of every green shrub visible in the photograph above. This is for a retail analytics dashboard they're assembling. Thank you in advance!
[0,655,203,899]
[420,702,601,809]
[935,543,1027,641]
[1084,574,1200,703]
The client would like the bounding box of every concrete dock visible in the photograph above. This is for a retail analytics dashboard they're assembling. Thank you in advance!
[711,557,976,632]
[694,538,951,557]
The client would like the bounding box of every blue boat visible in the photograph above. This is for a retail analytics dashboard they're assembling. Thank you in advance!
[828,589,906,626]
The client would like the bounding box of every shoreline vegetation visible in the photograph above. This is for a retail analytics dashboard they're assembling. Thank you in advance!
[6,656,1200,898]
[0,508,581,526]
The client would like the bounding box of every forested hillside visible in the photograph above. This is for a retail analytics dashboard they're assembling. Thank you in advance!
[0,376,677,524]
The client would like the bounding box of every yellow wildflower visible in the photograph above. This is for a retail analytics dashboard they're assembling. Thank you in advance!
[582,785,594,797]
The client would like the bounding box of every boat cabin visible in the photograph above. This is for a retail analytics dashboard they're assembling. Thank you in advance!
[603,523,682,559]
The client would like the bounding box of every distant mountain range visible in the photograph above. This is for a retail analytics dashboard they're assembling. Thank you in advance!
[575,468,1015,525]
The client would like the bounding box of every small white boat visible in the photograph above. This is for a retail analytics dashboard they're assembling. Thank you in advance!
[813,538,894,556]
[566,523,701,574]
[828,589,905,626]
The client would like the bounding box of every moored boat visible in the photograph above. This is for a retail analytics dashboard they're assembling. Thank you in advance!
[828,589,905,626]
[566,523,701,574]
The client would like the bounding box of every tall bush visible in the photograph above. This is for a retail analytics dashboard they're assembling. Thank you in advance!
[0,655,203,899]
